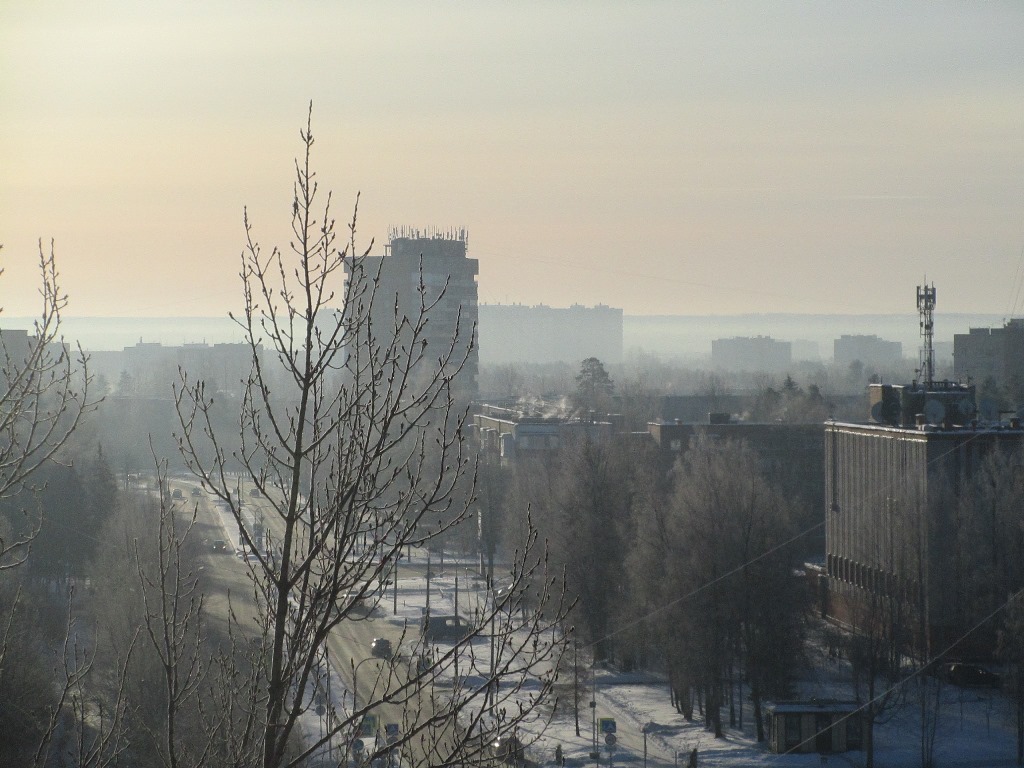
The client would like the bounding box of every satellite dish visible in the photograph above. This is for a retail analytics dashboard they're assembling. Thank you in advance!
[870,401,884,423]
[924,399,945,425]
[980,398,1000,422]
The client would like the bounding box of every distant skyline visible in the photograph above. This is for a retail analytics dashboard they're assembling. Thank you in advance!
[1,312,1007,361]
[3,2,1024,318]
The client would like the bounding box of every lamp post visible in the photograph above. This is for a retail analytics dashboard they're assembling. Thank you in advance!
[392,557,398,614]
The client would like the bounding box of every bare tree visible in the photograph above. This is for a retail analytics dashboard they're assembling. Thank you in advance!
[0,242,107,764]
[0,241,95,567]
[174,107,568,768]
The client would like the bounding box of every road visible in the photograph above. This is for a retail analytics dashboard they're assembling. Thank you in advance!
[169,474,484,767]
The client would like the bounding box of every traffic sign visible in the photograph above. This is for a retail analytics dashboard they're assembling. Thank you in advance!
[352,739,365,753]
[605,733,617,747]
[385,723,400,744]
[599,718,617,734]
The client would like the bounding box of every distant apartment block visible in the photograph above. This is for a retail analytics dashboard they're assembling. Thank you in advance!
[791,339,820,362]
[89,340,258,397]
[711,335,791,372]
[347,228,478,399]
[833,334,902,368]
[477,303,623,365]
[953,318,1024,387]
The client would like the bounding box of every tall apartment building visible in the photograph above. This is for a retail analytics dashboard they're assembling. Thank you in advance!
[477,303,623,365]
[953,318,1024,388]
[348,228,478,399]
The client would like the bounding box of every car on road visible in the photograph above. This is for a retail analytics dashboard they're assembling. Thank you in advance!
[490,734,525,765]
[370,637,393,659]
[212,540,228,553]
[171,488,184,499]
[191,487,203,497]
[249,487,261,497]
[940,662,1001,688]
[421,614,473,643]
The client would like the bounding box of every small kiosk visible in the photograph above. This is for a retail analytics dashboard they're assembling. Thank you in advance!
[764,700,862,754]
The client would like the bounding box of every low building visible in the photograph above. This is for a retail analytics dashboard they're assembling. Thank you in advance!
[764,701,862,754]
[648,417,824,505]
[473,404,613,465]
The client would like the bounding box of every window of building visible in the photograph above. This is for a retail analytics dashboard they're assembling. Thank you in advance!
[785,714,802,750]
[845,715,861,750]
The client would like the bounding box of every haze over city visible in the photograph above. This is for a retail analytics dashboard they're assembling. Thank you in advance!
[3,2,1024,319]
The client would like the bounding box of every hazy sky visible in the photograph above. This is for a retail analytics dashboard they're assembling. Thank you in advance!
[3,2,1024,318]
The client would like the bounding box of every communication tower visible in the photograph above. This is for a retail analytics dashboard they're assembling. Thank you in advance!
[917,282,936,387]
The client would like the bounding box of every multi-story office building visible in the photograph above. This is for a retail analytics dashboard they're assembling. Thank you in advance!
[825,381,1024,655]
[348,228,478,399]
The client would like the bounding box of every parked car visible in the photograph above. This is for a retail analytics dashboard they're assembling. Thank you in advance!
[421,614,473,643]
[490,734,524,765]
[249,487,261,497]
[370,637,393,659]
[941,662,1001,688]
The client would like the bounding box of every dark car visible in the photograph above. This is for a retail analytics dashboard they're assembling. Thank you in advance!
[370,637,393,659]
[212,540,228,553]
[490,734,525,765]
[421,614,473,643]
[191,487,202,497]
[942,663,1001,688]
[249,488,261,497]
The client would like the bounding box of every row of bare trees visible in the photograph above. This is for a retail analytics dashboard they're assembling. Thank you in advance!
[490,425,808,741]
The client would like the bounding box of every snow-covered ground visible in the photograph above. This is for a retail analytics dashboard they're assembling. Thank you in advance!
[377,550,1022,768]
[202,497,1022,768]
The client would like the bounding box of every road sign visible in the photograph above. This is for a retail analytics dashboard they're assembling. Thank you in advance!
[605,733,617,747]
[359,714,378,737]
[599,718,617,734]
[352,739,365,753]
[385,723,400,744]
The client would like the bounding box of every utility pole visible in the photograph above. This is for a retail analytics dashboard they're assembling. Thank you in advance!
[574,641,581,736]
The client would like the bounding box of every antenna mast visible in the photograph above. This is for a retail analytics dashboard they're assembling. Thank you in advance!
[917,282,936,388]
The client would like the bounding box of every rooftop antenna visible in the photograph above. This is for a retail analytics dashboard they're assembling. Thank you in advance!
[917,281,936,388]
